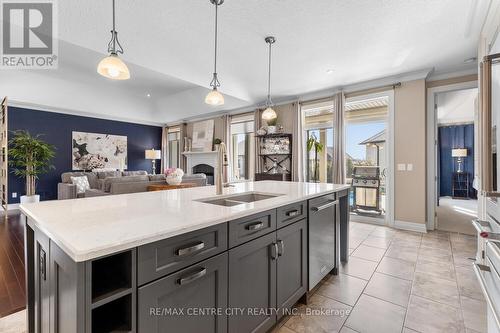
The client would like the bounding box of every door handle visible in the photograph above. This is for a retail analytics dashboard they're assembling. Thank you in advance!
[473,262,500,328]
[177,267,207,285]
[270,243,278,260]
[39,248,46,281]
[311,200,338,212]
[246,222,264,231]
[277,240,284,257]
[176,241,205,256]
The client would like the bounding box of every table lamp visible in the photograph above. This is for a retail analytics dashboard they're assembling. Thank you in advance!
[451,148,467,173]
[145,149,161,175]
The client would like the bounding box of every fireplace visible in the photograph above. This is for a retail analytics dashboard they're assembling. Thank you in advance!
[182,151,218,186]
[193,164,214,185]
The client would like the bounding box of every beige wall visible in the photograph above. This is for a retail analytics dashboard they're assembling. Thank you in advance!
[394,79,427,224]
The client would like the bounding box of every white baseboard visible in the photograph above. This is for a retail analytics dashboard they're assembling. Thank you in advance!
[0,203,20,215]
[394,220,427,233]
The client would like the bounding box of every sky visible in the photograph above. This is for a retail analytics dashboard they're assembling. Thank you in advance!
[345,122,385,160]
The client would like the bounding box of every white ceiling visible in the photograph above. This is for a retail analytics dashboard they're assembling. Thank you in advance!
[0,0,489,124]
[437,88,478,125]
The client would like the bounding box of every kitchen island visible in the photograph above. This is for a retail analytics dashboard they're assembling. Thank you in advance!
[21,181,350,333]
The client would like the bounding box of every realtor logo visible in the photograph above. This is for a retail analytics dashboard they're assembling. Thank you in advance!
[1,0,58,69]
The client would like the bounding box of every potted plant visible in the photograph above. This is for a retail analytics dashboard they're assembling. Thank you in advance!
[9,130,55,203]
[213,138,222,151]
[266,117,278,134]
[307,133,324,182]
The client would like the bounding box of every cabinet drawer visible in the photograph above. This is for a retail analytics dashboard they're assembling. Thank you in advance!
[138,253,228,333]
[138,223,227,285]
[277,201,306,228]
[229,210,276,248]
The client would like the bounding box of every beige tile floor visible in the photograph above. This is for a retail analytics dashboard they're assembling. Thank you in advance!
[0,222,486,333]
[275,221,486,333]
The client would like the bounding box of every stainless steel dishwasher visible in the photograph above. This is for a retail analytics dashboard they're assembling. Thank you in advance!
[308,193,339,291]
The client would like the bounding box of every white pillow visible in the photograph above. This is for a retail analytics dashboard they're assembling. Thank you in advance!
[71,176,90,194]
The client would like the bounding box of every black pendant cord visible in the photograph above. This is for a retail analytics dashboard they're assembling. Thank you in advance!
[210,2,221,89]
[107,0,124,55]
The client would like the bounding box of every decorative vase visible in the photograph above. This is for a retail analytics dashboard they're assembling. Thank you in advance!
[267,126,277,134]
[20,195,40,204]
[166,175,182,185]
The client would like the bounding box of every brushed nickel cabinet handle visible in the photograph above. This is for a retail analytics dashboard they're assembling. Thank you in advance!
[176,241,205,256]
[286,210,299,217]
[177,268,207,285]
[246,222,264,231]
[270,243,278,260]
[277,240,284,257]
[312,200,338,212]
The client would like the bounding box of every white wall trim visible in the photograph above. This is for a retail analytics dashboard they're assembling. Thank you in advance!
[9,100,165,127]
[426,80,479,231]
[427,65,478,82]
[394,220,428,233]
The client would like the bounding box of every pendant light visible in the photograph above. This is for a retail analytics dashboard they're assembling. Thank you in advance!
[262,36,277,121]
[97,0,130,80]
[205,0,225,106]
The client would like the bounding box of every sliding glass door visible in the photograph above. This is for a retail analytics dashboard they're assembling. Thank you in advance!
[345,94,391,224]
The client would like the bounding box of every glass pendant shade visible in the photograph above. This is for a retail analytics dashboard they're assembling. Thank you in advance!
[97,54,130,80]
[262,107,277,121]
[205,88,225,106]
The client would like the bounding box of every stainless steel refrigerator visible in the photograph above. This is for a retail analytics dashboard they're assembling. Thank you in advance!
[474,48,500,333]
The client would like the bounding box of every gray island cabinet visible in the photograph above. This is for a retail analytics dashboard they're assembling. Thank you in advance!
[22,181,349,333]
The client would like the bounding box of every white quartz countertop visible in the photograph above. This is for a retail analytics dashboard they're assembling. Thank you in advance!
[20,181,350,262]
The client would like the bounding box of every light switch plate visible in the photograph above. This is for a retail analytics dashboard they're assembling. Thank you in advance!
[12,192,17,198]
[407,164,413,171]
[397,163,406,171]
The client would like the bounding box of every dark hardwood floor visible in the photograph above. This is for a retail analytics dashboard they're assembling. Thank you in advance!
[0,214,26,318]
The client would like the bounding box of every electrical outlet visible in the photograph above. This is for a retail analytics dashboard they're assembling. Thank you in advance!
[12,192,17,198]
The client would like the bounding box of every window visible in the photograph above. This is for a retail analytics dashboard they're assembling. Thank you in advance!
[167,128,180,168]
[230,114,255,180]
[302,100,335,183]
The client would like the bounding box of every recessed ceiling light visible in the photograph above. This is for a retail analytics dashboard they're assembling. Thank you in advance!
[146,93,151,98]
[464,57,476,64]
[326,69,334,74]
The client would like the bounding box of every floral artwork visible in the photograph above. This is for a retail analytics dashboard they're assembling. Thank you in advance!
[72,131,127,171]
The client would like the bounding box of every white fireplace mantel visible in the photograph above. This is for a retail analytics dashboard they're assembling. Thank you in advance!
[182,151,218,174]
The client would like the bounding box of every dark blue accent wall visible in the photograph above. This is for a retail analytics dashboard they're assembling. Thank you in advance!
[8,107,162,203]
[438,124,475,198]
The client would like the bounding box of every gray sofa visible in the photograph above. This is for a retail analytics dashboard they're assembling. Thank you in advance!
[58,171,207,200]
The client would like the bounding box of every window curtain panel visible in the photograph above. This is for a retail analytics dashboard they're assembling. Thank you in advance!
[223,114,233,182]
[179,123,187,172]
[332,91,346,184]
[161,126,169,171]
[292,102,305,182]
[254,109,262,174]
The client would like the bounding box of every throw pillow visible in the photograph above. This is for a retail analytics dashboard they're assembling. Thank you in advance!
[71,176,90,194]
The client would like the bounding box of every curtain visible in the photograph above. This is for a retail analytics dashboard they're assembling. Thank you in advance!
[179,123,187,172]
[254,109,262,174]
[332,91,346,184]
[292,102,305,182]
[161,126,168,171]
[222,114,233,182]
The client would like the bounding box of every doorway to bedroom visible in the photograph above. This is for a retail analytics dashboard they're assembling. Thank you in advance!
[434,87,478,235]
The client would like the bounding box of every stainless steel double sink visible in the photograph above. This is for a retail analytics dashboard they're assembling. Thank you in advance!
[196,192,282,207]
